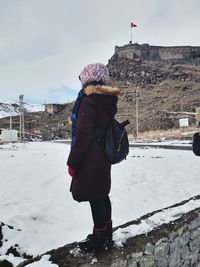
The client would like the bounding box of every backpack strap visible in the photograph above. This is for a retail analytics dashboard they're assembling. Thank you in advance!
[120,120,130,128]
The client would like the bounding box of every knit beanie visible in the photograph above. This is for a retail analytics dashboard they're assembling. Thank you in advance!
[79,63,110,88]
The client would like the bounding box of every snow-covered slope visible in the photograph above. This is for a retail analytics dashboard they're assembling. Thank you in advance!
[0,102,45,119]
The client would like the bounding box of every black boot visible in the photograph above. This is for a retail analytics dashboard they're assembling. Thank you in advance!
[79,227,107,253]
[84,221,114,250]
[105,220,114,249]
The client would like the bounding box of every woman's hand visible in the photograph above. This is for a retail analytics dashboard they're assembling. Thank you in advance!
[68,166,76,177]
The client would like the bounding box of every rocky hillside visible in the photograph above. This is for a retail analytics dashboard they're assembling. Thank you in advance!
[107,54,200,134]
[0,102,73,140]
[1,50,200,140]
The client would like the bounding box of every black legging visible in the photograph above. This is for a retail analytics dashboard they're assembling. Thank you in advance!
[89,195,111,229]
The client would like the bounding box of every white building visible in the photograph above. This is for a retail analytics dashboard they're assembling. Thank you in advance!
[1,129,18,142]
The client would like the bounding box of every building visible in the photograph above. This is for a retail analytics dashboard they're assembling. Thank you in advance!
[0,129,18,142]
[45,104,65,115]
[115,43,200,65]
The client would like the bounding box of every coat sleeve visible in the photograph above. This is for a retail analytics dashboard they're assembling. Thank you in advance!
[67,98,97,169]
[192,132,200,156]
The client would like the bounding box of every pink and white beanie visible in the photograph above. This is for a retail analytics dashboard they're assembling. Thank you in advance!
[79,63,110,88]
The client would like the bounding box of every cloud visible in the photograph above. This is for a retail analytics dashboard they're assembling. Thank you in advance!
[24,86,78,104]
[0,0,200,103]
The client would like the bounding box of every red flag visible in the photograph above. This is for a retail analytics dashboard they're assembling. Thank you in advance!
[131,22,137,28]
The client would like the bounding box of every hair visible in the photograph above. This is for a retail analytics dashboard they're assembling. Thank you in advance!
[82,80,105,89]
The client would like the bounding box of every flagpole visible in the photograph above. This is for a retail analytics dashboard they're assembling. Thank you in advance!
[130,26,132,43]
[130,21,137,44]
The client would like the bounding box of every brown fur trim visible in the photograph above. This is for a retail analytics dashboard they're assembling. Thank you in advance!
[84,85,123,97]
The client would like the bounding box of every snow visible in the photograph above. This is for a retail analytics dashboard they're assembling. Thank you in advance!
[0,103,44,119]
[130,140,192,146]
[0,141,200,265]
[0,255,23,267]
[23,104,45,113]
[0,103,19,119]
[24,255,58,267]
[0,255,58,267]
[114,198,200,247]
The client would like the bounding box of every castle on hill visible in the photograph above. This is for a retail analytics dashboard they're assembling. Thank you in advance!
[115,43,200,65]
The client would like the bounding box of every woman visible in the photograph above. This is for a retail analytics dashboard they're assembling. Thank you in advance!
[67,63,122,252]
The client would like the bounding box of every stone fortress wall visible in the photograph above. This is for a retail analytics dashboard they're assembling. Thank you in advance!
[115,43,200,65]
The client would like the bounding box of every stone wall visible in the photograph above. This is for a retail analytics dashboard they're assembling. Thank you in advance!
[46,197,200,267]
[117,210,200,267]
[115,43,200,65]
[1,198,200,266]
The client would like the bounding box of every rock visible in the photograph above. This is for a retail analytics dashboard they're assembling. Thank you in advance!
[0,260,13,267]
[190,227,200,239]
[188,216,200,230]
[168,249,181,267]
[144,242,154,255]
[154,242,169,259]
[156,257,168,267]
[139,255,155,267]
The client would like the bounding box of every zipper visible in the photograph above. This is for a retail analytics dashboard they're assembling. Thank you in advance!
[117,131,125,152]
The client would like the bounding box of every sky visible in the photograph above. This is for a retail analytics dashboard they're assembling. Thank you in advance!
[0,0,200,104]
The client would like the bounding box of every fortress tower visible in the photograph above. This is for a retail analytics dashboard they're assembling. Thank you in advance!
[115,43,200,65]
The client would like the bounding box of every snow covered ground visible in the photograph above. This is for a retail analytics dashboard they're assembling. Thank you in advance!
[0,103,45,119]
[0,141,199,266]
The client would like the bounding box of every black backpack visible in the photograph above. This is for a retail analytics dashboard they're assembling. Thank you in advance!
[92,97,130,164]
[104,118,130,164]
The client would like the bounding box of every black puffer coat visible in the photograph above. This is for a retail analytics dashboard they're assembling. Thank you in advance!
[67,85,121,202]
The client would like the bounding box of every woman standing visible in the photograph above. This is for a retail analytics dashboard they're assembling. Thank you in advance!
[67,63,122,252]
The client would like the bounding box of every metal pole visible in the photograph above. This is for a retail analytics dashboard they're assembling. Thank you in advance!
[19,94,24,142]
[124,89,142,141]
[22,113,25,140]
[10,113,12,142]
[19,111,22,142]
[10,114,12,130]
[136,88,139,140]
[21,99,25,141]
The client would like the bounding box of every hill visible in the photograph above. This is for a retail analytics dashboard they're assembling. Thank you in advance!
[1,44,200,140]
[0,102,73,141]
[107,53,200,135]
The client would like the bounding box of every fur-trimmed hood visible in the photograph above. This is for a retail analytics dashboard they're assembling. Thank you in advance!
[84,85,122,97]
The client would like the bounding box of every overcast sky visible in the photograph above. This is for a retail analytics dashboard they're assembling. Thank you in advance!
[1,0,200,104]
